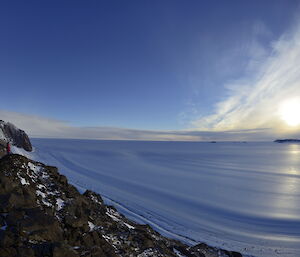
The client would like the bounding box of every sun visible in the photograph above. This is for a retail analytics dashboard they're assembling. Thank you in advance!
[279,98,300,126]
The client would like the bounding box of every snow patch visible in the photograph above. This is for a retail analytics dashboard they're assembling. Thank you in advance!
[173,248,189,257]
[56,198,65,211]
[20,177,30,185]
[106,208,122,222]
[90,194,101,204]
[11,145,34,159]
[124,222,135,230]
[41,199,52,207]
[36,190,46,198]
[88,221,96,231]
[106,212,120,222]
[137,248,159,257]
[37,184,46,190]
[17,172,30,186]
[28,162,42,174]
[36,190,52,207]
[102,234,111,242]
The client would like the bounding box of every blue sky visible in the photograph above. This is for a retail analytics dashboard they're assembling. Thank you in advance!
[1,1,300,140]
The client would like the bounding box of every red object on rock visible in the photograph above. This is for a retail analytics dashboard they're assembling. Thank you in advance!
[7,143,11,154]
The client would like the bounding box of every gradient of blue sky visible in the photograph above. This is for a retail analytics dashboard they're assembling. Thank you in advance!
[1,0,299,131]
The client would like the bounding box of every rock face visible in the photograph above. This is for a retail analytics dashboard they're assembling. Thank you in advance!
[0,154,242,257]
[0,121,32,152]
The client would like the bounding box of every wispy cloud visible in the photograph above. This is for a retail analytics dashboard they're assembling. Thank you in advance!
[192,19,300,134]
[0,109,201,141]
[0,109,280,141]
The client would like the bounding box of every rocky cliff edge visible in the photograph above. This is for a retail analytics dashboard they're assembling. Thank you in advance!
[0,120,32,152]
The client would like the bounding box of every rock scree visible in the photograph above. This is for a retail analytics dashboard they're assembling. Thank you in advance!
[0,154,243,257]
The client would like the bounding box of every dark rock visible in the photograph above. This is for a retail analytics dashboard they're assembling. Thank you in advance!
[52,243,79,257]
[31,242,53,257]
[17,247,35,257]
[0,247,17,257]
[21,209,63,242]
[0,230,15,247]
[65,214,87,228]
[83,190,104,205]
[229,251,243,257]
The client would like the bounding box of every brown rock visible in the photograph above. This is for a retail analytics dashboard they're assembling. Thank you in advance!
[53,243,79,257]
[0,247,17,257]
[17,247,35,257]
[0,230,15,247]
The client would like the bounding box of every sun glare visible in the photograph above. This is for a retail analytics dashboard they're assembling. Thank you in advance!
[279,98,300,126]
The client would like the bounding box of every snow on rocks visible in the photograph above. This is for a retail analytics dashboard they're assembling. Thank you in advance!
[20,177,29,185]
[56,198,65,211]
[17,172,30,185]
[173,248,188,257]
[36,189,52,207]
[90,194,102,204]
[8,156,68,213]
[137,248,164,257]
[106,206,136,230]
[37,184,46,190]
[28,162,42,174]
[124,222,135,230]
[106,207,121,222]
[36,190,46,198]
[27,162,49,181]
[88,221,96,231]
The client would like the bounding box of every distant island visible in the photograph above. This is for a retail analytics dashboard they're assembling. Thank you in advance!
[274,139,300,143]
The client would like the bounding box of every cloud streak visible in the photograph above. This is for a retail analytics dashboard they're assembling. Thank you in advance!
[192,18,300,134]
[0,109,282,141]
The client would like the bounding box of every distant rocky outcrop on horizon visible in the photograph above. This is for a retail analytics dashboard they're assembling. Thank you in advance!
[274,139,300,143]
[0,120,32,152]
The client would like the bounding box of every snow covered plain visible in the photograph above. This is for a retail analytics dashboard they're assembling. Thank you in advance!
[29,139,300,257]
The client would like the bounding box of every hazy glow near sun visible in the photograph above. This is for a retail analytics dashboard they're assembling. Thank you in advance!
[279,98,300,126]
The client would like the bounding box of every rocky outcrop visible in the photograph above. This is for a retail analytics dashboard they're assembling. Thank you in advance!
[0,154,242,257]
[0,120,32,152]
[274,139,300,143]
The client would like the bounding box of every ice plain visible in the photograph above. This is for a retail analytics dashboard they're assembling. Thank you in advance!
[29,139,300,257]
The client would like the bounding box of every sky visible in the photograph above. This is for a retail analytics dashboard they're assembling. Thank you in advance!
[1,0,300,141]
